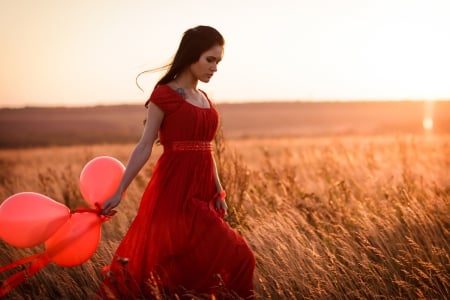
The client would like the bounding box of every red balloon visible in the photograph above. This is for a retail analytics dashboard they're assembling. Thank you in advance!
[0,192,70,248]
[45,212,101,267]
[79,156,125,207]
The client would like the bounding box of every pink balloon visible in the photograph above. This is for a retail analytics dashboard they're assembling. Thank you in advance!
[79,156,125,207]
[0,192,70,248]
[45,212,101,267]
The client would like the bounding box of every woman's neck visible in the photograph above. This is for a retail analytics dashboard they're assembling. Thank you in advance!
[174,71,198,91]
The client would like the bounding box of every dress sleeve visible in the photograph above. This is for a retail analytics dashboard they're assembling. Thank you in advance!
[147,85,182,114]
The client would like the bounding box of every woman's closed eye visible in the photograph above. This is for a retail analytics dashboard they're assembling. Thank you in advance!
[207,56,221,64]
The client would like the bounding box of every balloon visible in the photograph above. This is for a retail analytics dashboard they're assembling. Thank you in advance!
[45,212,101,267]
[0,192,70,248]
[79,156,125,207]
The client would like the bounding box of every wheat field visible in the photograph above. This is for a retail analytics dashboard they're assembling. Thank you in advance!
[0,133,449,299]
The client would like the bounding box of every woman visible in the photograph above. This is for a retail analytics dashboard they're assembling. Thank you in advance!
[98,25,255,299]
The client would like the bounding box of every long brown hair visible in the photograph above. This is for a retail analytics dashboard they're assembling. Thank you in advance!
[138,25,224,108]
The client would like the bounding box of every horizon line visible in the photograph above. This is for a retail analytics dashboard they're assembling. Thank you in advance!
[1,98,450,109]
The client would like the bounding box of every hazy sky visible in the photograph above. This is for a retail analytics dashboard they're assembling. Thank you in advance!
[1,0,449,107]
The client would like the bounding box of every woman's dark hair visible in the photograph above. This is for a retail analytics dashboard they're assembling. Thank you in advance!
[141,25,224,108]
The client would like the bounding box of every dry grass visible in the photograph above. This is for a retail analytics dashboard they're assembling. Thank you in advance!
[1,133,449,299]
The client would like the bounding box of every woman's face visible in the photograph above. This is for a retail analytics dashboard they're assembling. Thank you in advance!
[190,45,224,83]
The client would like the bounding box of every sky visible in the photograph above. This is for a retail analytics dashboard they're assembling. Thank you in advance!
[1,0,450,108]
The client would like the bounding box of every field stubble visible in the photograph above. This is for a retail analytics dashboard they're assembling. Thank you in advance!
[0,133,449,299]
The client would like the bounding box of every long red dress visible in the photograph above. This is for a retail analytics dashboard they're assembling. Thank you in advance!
[98,85,255,299]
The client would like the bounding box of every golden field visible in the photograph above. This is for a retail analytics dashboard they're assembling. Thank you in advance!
[0,101,449,299]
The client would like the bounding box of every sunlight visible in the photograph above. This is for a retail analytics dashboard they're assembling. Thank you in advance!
[422,117,433,131]
[423,100,435,131]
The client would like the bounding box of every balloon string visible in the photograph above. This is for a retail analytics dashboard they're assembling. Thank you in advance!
[71,206,99,214]
[0,253,50,297]
[70,203,116,223]
[70,206,113,222]
[0,252,43,273]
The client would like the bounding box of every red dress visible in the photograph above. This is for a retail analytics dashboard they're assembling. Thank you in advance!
[98,85,255,299]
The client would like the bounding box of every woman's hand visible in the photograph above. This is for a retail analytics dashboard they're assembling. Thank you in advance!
[101,192,122,216]
[212,190,228,218]
[214,198,228,217]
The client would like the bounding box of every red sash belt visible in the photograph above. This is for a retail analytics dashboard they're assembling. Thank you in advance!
[164,141,212,152]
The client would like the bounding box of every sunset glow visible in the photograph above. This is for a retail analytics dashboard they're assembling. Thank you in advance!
[423,100,435,131]
[1,0,449,107]
[422,117,434,131]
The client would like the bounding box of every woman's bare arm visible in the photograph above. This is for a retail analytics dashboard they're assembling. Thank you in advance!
[102,102,164,214]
